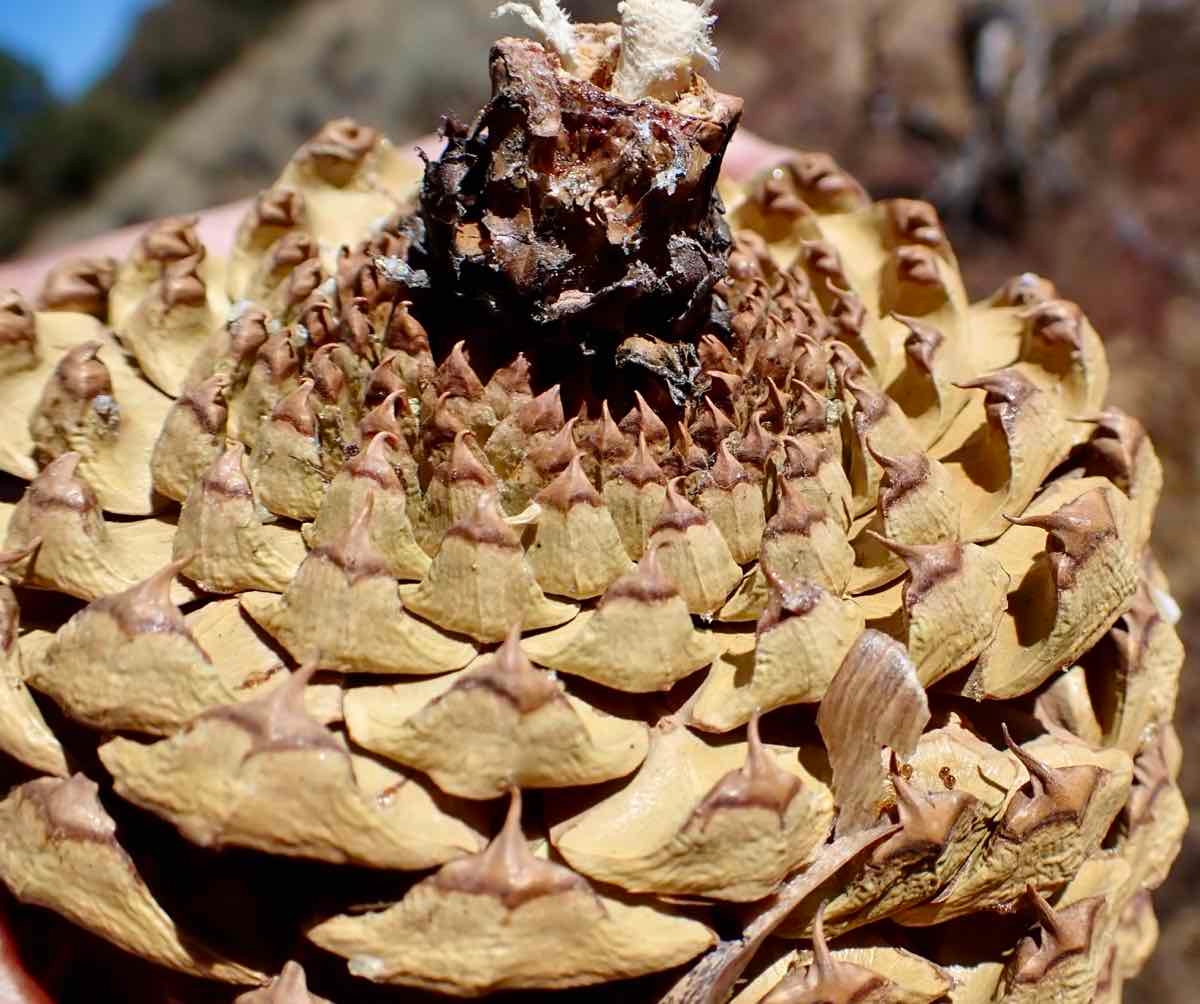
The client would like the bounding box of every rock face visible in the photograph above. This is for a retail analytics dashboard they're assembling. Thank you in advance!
[0,5,1190,1003]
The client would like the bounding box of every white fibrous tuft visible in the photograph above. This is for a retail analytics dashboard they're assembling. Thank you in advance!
[613,0,718,103]
[494,1,579,70]
[225,299,257,324]
[1151,583,1183,625]
[348,955,387,979]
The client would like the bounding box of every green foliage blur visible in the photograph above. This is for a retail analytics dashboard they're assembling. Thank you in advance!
[0,0,294,257]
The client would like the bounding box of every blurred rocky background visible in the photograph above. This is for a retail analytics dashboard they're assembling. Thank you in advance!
[1,0,1197,998]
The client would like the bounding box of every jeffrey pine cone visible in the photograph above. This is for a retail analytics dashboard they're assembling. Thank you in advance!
[0,2,1186,1001]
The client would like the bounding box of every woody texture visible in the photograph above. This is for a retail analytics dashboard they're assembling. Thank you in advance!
[0,2,1186,1002]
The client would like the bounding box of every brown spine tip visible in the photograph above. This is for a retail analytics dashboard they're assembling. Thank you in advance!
[314,495,391,582]
[339,255,387,308]
[460,625,560,713]
[1003,491,1118,548]
[867,533,962,607]
[842,369,889,428]
[1003,490,1117,588]
[801,239,848,286]
[828,284,867,342]
[444,430,497,487]
[436,341,486,400]
[338,297,376,356]
[698,333,738,374]
[1026,885,1064,941]
[602,544,679,606]
[204,662,344,759]
[92,556,193,637]
[359,389,411,442]
[301,118,379,184]
[0,289,37,352]
[38,256,117,317]
[791,381,831,434]
[180,374,230,435]
[266,232,319,277]
[757,568,824,634]
[255,330,301,385]
[489,352,533,398]
[203,442,254,499]
[865,439,931,511]
[954,368,1037,409]
[1022,299,1084,352]
[666,421,708,477]
[364,352,406,407]
[810,901,835,982]
[227,307,273,364]
[728,284,769,352]
[515,384,565,436]
[894,314,944,373]
[694,713,802,825]
[1080,408,1145,483]
[755,315,798,386]
[725,231,770,284]
[270,380,320,437]
[383,300,431,354]
[435,788,587,909]
[710,441,751,490]
[764,378,791,428]
[1011,886,1103,984]
[347,432,403,489]
[54,341,113,401]
[766,478,827,538]
[616,432,667,488]
[755,170,811,221]
[536,453,601,512]
[761,897,887,1003]
[251,187,306,231]
[529,417,579,480]
[653,478,709,533]
[1001,726,1059,793]
[874,768,975,863]
[139,215,201,262]
[236,961,319,1004]
[29,453,98,512]
[1000,725,1102,838]
[777,153,868,212]
[693,395,736,451]
[447,491,521,549]
[781,435,826,479]
[619,391,670,450]
[886,199,946,248]
[706,370,743,412]
[592,400,633,466]
[736,411,777,473]
[307,343,347,405]
[282,259,325,312]
[162,254,208,310]
[892,245,944,288]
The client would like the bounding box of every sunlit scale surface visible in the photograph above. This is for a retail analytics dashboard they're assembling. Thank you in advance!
[0,8,1185,1004]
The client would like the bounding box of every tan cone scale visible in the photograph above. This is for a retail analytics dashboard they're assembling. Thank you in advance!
[344,627,648,799]
[0,2,1186,1001]
[308,789,717,994]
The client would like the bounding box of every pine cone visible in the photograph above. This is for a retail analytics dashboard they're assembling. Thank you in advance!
[0,5,1184,1003]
